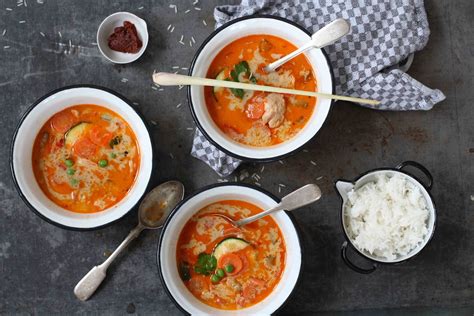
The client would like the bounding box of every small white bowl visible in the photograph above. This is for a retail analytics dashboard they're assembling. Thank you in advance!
[188,15,334,161]
[97,12,148,64]
[10,85,153,230]
[158,183,302,315]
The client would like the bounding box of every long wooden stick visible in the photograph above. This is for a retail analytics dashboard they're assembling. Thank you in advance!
[152,72,380,105]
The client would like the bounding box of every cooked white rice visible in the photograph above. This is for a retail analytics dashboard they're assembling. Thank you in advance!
[346,173,429,261]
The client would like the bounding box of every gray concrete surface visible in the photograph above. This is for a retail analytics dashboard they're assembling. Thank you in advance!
[0,0,473,315]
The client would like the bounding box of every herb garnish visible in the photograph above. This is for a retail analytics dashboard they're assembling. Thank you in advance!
[194,253,217,275]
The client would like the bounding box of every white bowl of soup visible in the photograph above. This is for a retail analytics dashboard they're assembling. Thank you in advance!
[158,183,302,315]
[188,16,334,161]
[11,85,153,230]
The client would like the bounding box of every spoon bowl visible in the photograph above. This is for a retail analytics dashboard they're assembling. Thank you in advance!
[139,180,185,229]
[74,180,184,301]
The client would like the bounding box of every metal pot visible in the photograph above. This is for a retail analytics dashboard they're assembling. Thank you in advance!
[335,161,436,274]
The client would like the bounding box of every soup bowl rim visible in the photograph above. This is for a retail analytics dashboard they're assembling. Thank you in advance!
[10,84,154,231]
[157,182,304,315]
[187,14,335,162]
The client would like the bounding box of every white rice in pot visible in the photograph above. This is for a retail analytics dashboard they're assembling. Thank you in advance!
[345,173,430,261]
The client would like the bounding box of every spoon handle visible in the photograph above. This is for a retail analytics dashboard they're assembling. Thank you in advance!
[264,42,313,72]
[264,18,350,73]
[312,18,351,48]
[73,225,144,301]
[235,184,322,227]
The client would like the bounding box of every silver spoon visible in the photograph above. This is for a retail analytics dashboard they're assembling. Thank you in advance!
[74,180,185,301]
[207,184,322,227]
[263,18,350,73]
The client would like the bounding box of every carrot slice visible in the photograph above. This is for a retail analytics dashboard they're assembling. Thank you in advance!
[245,102,265,119]
[89,126,113,147]
[218,253,243,276]
[51,111,77,133]
[73,137,98,159]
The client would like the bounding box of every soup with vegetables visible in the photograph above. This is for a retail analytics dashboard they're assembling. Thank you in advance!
[176,200,286,310]
[32,104,140,213]
[205,35,317,147]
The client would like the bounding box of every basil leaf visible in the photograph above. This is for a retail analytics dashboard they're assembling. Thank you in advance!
[109,135,122,148]
[194,253,218,276]
[230,88,244,98]
[235,61,250,76]
[179,262,191,281]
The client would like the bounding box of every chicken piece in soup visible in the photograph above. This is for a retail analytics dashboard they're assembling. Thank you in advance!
[176,200,286,310]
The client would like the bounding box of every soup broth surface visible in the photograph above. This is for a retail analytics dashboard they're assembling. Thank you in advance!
[205,34,317,146]
[32,104,140,213]
[176,200,286,310]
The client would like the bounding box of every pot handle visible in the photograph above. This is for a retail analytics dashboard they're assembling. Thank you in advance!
[396,161,433,190]
[341,241,377,274]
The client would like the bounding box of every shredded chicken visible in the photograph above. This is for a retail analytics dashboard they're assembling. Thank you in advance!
[261,93,286,128]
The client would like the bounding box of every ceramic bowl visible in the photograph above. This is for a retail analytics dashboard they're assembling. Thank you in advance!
[97,12,148,64]
[158,183,302,315]
[335,161,436,273]
[10,85,153,230]
[188,15,334,162]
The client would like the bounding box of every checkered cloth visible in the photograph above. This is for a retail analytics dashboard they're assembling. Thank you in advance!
[191,0,446,176]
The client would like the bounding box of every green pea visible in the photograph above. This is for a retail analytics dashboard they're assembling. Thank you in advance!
[216,268,225,278]
[69,179,78,186]
[110,153,117,159]
[66,168,75,175]
[98,159,108,167]
[65,159,74,167]
[225,264,234,273]
[210,274,220,283]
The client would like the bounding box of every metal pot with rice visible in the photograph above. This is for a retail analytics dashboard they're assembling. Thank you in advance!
[335,161,437,274]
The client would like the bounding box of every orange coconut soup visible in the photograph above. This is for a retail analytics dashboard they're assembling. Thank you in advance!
[205,34,317,147]
[176,200,286,310]
[32,104,140,213]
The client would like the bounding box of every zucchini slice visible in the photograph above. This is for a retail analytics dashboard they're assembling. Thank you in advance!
[65,122,90,147]
[214,68,227,95]
[213,237,250,261]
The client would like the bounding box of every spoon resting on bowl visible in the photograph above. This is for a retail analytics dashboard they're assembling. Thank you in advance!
[263,18,350,73]
[73,180,185,301]
[205,184,322,227]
